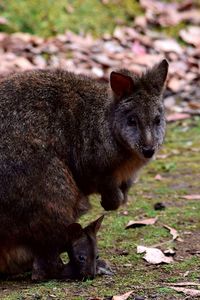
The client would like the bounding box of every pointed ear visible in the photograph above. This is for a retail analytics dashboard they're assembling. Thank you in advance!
[110,71,134,98]
[67,223,83,241]
[151,59,169,89]
[84,215,104,237]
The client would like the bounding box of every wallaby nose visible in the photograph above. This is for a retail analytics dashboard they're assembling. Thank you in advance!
[142,147,155,158]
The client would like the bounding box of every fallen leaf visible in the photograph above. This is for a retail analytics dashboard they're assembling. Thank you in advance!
[167,282,200,287]
[166,113,191,122]
[126,217,158,229]
[0,16,8,25]
[189,101,200,109]
[112,290,134,300]
[164,248,176,256]
[180,26,200,46]
[154,39,183,54]
[137,246,173,264]
[169,287,200,297]
[167,78,186,93]
[154,174,163,181]
[183,271,190,277]
[163,225,179,241]
[182,194,200,200]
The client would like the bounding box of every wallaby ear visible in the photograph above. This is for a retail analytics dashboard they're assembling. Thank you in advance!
[151,59,169,89]
[67,223,83,241]
[110,71,134,98]
[84,215,104,237]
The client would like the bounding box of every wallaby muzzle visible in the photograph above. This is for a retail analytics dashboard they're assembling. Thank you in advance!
[142,147,155,158]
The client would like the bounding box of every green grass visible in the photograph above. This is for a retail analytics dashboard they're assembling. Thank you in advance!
[1,117,200,299]
[1,0,198,38]
[0,0,142,37]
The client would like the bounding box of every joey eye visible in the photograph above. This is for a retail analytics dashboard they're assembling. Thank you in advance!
[127,116,137,126]
[96,255,99,260]
[154,116,161,126]
[78,255,86,262]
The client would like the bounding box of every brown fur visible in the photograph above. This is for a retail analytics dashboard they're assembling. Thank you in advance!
[113,152,147,185]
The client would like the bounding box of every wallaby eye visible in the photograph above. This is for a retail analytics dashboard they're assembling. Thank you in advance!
[127,116,137,127]
[78,255,86,262]
[96,255,99,260]
[154,116,161,126]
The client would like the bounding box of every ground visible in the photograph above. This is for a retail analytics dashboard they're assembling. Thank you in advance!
[1,118,200,299]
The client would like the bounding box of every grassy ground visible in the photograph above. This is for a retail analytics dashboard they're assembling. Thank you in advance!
[1,118,200,299]
[1,0,198,38]
[0,0,142,37]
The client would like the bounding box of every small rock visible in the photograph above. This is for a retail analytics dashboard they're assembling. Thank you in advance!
[134,296,145,300]
[154,202,166,210]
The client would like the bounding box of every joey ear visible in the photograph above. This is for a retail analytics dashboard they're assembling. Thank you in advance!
[110,71,134,98]
[67,223,83,241]
[151,59,169,90]
[84,215,104,237]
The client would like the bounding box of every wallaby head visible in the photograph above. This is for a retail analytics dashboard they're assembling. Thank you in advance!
[110,59,168,160]
[66,215,104,280]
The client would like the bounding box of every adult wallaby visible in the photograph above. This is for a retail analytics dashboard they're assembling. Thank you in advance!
[0,60,168,279]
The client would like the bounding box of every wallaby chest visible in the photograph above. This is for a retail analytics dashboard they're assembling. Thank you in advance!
[113,154,146,185]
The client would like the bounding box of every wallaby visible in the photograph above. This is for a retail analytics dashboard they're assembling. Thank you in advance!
[0,60,168,280]
[0,216,104,281]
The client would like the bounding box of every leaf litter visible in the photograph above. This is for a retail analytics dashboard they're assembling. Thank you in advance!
[125,217,158,229]
[137,245,174,264]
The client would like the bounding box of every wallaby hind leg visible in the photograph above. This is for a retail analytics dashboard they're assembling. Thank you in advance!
[32,254,64,281]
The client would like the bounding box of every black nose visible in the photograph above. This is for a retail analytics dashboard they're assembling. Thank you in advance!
[142,147,155,158]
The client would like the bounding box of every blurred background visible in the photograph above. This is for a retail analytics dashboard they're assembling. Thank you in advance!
[0,0,199,118]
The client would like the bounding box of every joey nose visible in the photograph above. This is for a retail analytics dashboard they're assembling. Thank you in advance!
[142,147,155,158]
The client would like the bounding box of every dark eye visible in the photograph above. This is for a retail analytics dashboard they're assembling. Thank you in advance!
[78,255,86,262]
[154,116,161,126]
[127,116,137,126]
[96,255,99,260]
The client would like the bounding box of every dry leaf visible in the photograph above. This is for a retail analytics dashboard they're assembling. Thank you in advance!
[163,225,179,241]
[167,282,200,287]
[137,246,174,264]
[126,217,157,229]
[188,101,200,110]
[154,39,183,54]
[164,248,176,256]
[180,26,200,46]
[169,287,200,297]
[0,16,8,25]
[112,290,134,300]
[154,174,163,181]
[182,194,200,200]
[166,113,191,122]
[167,78,185,93]
[183,271,190,277]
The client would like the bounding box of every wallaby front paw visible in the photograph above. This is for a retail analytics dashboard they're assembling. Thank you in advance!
[120,179,132,204]
[101,189,123,211]
[96,259,113,276]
